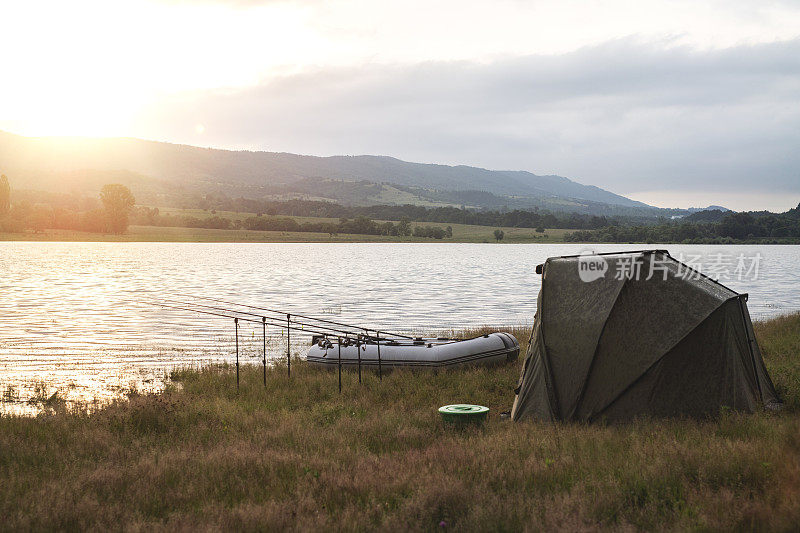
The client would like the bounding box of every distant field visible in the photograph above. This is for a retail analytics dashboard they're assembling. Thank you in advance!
[0,213,578,243]
[141,208,575,243]
[366,184,464,208]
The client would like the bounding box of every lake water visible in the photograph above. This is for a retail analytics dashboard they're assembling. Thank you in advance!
[2,242,799,414]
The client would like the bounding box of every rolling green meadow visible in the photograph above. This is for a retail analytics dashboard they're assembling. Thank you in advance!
[2,315,800,530]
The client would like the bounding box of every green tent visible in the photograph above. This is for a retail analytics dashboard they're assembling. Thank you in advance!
[511,250,781,422]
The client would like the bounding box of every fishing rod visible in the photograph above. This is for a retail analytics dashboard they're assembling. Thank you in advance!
[175,293,413,340]
[142,299,372,342]
[145,297,387,341]
[142,299,336,387]
[141,297,399,391]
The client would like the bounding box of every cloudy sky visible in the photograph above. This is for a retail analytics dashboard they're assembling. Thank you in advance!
[1,0,799,210]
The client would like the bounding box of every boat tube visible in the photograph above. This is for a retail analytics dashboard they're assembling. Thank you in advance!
[305,332,519,370]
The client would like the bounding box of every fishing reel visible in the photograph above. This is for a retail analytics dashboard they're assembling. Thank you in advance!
[315,337,333,349]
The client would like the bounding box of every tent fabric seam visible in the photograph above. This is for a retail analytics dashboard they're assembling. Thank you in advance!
[571,263,632,420]
[664,251,739,297]
[736,296,764,403]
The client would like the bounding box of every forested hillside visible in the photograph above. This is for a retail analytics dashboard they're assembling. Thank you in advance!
[0,130,658,215]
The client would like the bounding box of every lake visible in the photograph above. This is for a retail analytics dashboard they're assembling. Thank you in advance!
[2,242,799,414]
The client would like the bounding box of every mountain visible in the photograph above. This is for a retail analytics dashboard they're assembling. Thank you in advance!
[687,205,731,213]
[0,130,650,212]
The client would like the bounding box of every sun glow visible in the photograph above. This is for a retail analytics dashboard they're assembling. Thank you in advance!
[0,0,326,137]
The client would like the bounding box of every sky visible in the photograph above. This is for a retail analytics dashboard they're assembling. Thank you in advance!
[1,0,799,211]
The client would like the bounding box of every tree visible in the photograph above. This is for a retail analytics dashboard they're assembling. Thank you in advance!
[493,229,505,242]
[0,174,9,215]
[535,226,545,233]
[445,226,453,238]
[397,217,412,236]
[100,184,135,234]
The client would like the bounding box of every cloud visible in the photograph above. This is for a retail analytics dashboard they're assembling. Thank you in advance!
[133,38,800,208]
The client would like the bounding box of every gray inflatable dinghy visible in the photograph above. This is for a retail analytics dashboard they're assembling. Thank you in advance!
[306,332,519,369]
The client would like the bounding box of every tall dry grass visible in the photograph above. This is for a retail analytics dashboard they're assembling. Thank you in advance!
[1,316,799,531]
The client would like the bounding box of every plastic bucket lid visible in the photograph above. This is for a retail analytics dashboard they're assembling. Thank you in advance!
[438,404,489,424]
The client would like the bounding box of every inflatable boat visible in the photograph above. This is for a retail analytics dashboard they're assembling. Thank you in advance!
[305,332,519,370]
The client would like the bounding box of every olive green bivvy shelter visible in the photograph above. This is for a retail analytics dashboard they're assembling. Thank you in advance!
[511,250,781,422]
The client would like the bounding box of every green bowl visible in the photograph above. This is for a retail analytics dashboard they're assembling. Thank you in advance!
[438,404,489,424]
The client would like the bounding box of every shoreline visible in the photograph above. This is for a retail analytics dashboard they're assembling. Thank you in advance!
[1,226,798,244]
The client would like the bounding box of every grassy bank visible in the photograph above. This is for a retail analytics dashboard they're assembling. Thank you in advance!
[2,317,800,530]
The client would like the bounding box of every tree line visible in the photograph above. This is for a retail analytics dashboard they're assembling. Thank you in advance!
[0,177,454,239]
[189,196,615,230]
[133,208,453,239]
[565,206,800,244]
